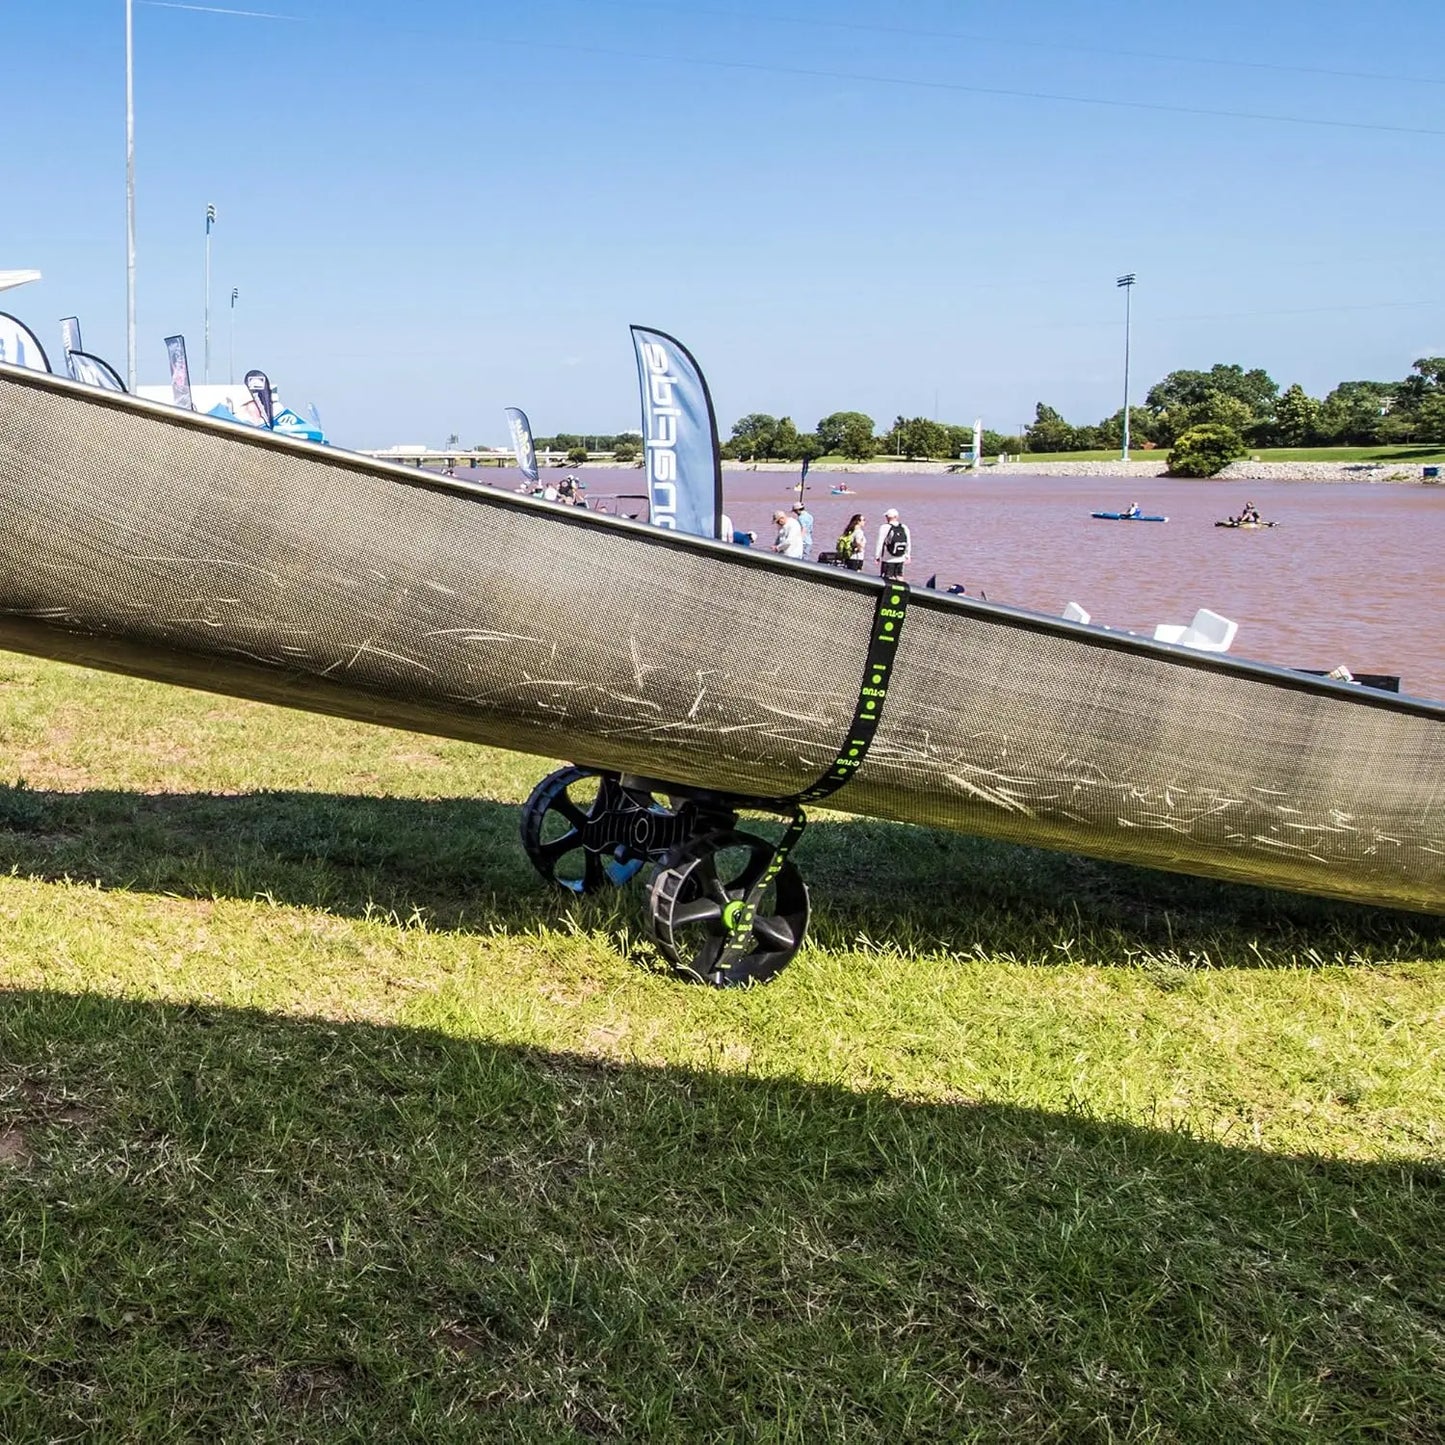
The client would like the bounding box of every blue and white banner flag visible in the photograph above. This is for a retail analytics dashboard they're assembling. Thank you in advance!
[0,312,51,373]
[504,406,539,484]
[630,325,722,539]
[244,369,274,427]
[165,334,193,409]
[67,350,127,392]
[60,316,83,358]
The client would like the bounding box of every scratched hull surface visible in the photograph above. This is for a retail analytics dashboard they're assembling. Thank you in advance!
[1,365,1442,914]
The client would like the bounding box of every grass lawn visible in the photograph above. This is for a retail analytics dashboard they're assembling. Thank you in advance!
[1,656,1441,1439]
[992,445,1445,466]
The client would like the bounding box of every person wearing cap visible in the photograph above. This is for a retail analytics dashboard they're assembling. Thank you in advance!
[772,509,804,559]
[791,500,815,561]
[874,507,911,580]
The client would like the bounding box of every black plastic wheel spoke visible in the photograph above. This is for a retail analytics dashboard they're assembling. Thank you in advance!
[752,915,798,952]
[537,828,582,865]
[553,792,592,828]
[582,847,605,891]
[671,896,724,927]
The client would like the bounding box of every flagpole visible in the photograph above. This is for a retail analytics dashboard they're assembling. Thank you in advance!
[125,0,137,390]
[1116,273,1136,461]
[204,204,215,383]
[229,286,238,384]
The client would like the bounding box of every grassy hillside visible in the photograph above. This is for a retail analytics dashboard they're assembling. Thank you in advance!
[1,655,1441,1439]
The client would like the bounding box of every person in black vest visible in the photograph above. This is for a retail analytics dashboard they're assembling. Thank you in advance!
[874,507,911,580]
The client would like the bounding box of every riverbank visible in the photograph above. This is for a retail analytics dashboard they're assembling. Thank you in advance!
[724,459,1440,483]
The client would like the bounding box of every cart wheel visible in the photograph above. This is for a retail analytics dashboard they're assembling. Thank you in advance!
[647,831,809,987]
[519,766,650,894]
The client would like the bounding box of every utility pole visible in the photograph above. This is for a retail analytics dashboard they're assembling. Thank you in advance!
[1117,273,1136,461]
[125,0,137,389]
[204,204,216,382]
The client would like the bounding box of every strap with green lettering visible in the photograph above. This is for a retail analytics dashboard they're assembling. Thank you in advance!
[793,579,910,804]
[711,580,911,980]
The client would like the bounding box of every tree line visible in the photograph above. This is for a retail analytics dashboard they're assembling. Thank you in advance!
[1024,358,1445,453]
[722,412,1016,463]
[469,357,1445,464]
[716,357,1445,463]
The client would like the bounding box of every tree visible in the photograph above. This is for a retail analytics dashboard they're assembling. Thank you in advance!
[1273,384,1322,447]
[1170,392,1254,440]
[1146,363,1278,443]
[445,432,460,449]
[1025,402,1077,453]
[729,413,778,461]
[1097,407,1157,450]
[838,415,877,462]
[611,436,641,462]
[895,416,950,459]
[565,445,589,466]
[1417,391,1445,443]
[816,411,874,455]
[1168,424,1246,477]
[1315,381,1392,446]
[771,416,803,461]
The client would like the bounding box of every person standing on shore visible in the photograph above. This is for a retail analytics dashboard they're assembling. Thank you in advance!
[836,512,867,570]
[874,507,911,579]
[772,509,804,559]
[792,501,814,561]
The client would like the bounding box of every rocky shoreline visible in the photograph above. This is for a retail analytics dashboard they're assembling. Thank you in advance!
[723,459,1440,484]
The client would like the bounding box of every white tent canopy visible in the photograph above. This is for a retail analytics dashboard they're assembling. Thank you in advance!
[0,270,42,293]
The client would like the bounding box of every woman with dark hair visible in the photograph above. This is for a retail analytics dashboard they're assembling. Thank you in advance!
[836,512,867,570]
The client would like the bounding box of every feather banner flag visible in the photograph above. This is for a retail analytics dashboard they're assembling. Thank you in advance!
[0,312,51,373]
[164,335,194,409]
[629,325,722,540]
[504,407,540,485]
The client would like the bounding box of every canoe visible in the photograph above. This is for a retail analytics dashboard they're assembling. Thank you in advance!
[1092,510,1168,522]
[0,365,1441,980]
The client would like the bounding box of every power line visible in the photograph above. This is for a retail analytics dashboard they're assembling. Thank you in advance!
[1027,298,1445,331]
[486,34,1445,138]
[587,0,1445,90]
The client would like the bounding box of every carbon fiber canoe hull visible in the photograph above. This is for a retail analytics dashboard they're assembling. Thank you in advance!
[1,364,1442,914]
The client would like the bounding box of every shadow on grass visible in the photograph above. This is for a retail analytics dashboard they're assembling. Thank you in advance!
[0,989,1440,1440]
[0,784,1438,967]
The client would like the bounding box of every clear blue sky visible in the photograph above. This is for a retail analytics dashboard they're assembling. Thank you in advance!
[7,0,1444,448]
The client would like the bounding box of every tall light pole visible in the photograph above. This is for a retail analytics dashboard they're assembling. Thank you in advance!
[1117,273,1136,461]
[204,203,216,382]
[228,286,238,384]
[124,0,137,390]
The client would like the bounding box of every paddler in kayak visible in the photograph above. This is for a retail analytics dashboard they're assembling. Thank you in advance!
[1123,501,1141,518]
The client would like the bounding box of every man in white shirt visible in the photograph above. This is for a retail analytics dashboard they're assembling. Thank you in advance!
[874,507,911,579]
[791,501,814,561]
[772,509,804,558]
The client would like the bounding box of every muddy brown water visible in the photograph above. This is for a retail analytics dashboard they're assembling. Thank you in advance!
[464,468,1445,703]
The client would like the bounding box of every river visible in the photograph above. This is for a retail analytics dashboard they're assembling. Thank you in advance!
[472,468,1445,703]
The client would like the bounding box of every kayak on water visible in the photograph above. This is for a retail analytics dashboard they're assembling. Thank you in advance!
[1215,518,1277,529]
[1092,510,1168,522]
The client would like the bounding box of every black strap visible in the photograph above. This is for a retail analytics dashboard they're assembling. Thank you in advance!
[793,579,910,804]
[714,580,911,979]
